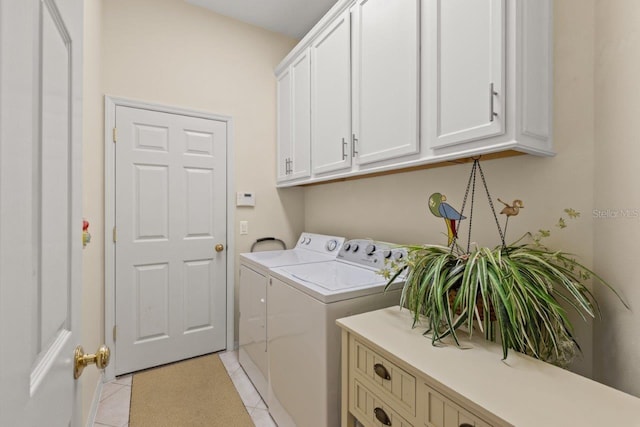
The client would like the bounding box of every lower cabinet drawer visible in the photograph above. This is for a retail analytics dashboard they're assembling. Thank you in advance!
[351,378,414,427]
[352,339,417,416]
[422,384,492,427]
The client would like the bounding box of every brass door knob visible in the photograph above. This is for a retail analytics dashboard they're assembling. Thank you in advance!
[215,244,225,252]
[74,344,110,379]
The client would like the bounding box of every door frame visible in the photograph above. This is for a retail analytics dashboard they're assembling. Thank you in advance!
[103,96,235,381]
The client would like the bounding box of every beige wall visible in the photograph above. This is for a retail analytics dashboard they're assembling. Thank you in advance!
[304,0,598,377]
[593,0,640,397]
[82,0,303,421]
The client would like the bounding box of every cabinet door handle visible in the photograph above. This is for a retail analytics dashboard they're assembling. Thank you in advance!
[288,158,293,174]
[374,407,391,426]
[459,424,474,427]
[342,137,348,160]
[373,363,391,380]
[352,134,358,156]
[490,82,498,122]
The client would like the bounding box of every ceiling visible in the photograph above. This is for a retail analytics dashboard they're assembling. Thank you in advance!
[185,0,339,39]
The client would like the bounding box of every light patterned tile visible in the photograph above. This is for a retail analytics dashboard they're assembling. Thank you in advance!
[229,367,262,408]
[94,385,131,427]
[114,374,132,387]
[255,398,267,410]
[99,381,125,402]
[218,350,241,376]
[250,408,277,427]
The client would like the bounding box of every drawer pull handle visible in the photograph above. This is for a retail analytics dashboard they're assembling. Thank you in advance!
[374,407,391,426]
[374,363,391,380]
[459,424,474,427]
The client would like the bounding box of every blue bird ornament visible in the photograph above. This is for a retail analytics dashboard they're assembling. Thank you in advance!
[429,192,466,246]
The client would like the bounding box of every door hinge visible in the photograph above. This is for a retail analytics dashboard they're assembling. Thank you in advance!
[113,325,117,342]
[112,127,117,143]
[112,226,117,243]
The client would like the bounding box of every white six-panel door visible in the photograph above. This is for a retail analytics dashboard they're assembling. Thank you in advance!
[114,106,227,375]
[0,0,83,425]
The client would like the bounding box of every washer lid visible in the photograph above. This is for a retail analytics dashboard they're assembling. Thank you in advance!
[283,262,384,291]
[240,249,337,268]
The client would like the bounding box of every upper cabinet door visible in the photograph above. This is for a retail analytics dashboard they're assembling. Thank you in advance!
[426,0,506,149]
[352,0,420,165]
[276,51,312,183]
[290,50,312,180]
[276,68,292,182]
[311,11,352,175]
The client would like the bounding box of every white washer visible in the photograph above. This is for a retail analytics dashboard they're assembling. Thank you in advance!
[238,232,344,401]
[266,239,405,427]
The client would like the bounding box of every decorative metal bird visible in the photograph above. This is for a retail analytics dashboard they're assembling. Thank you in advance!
[429,193,466,246]
[498,199,524,217]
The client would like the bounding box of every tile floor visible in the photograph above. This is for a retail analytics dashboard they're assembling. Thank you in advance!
[92,350,276,427]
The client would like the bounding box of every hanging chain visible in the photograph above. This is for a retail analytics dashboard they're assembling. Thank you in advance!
[466,165,477,254]
[477,161,507,247]
[449,158,506,253]
[450,160,477,252]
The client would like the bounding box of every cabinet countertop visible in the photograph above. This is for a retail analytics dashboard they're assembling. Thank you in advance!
[336,306,640,427]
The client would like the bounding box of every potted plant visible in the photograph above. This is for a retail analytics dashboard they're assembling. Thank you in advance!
[382,161,627,367]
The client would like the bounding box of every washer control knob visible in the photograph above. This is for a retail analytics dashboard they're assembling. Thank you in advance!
[383,250,392,259]
[326,239,338,252]
[343,242,351,252]
[351,243,360,252]
[393,251,404,260]
[305,237,311,245]
[365,244,376,256]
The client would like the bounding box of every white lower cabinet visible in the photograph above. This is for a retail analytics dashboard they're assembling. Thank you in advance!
[423,384,493,427]
[338,307,640,427]
[343,335,499,427]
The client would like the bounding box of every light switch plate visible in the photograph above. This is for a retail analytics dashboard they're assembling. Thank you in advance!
[240,221,249,235]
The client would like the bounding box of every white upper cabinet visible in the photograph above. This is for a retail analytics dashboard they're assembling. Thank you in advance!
[275,0,554,187]
[311,10,352,175]
[277,49,311,183]
[425,0,506,149]
[351,0,420,165]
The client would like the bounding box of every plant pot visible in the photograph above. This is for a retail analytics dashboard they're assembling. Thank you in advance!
[448,288,497,322]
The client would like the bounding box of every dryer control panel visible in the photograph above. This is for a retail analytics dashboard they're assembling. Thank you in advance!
[337,239,406,269]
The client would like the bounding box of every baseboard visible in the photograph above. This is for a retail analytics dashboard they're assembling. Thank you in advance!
[85,375,104,427]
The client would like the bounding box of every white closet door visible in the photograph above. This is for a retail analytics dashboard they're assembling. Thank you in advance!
[114,106,227,374]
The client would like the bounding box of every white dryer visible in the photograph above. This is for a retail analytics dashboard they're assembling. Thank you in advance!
[238,232,344,401]
[266,239,405,427]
